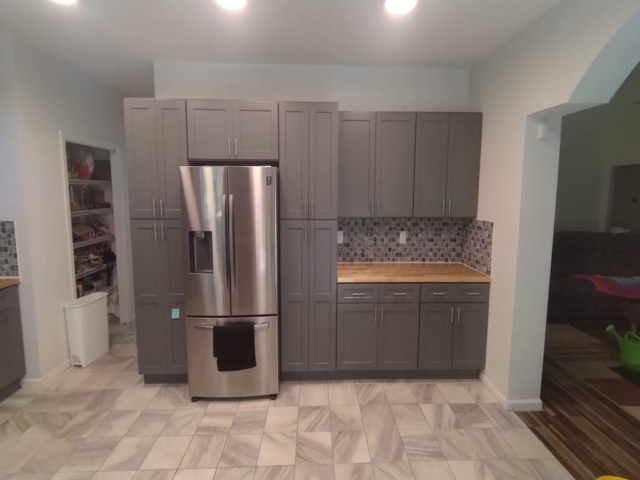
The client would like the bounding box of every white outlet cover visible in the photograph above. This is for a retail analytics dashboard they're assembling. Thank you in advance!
[399,231,407,244]
[337,231,344,244]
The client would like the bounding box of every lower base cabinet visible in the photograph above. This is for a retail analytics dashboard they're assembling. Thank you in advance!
[0,286,26,395]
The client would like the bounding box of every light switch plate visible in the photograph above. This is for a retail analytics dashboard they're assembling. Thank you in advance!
[399,231,407,244]
[337,231,344,244]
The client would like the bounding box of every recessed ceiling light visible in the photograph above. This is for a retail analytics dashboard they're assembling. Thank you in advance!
[215,0,247,11]
[50,0,77,5]
[385,0,417,15]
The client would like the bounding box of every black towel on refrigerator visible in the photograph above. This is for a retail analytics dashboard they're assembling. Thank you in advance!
[212,323,257,372]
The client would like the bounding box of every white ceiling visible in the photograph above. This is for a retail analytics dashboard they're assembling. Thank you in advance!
[0,0,562,96]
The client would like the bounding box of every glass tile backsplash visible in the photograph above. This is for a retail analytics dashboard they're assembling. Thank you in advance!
[0,221,19,277]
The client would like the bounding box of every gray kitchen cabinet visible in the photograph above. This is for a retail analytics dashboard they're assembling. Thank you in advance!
[375,113,416,217]
[186,100,278,160]
[337,304,378,370]
[413,113,450,217]
[446,113,483,217]
[338,112,376,217]
[279,102,338,220]
[308,220,337,371]
[418,303,454,370]
[377,303,419,370]
[280,220,309,372]
[125,98,187,220]
[452,303,489,370]
[0,286,26,396]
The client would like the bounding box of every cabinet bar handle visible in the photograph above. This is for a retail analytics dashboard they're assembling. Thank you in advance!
[160,199,164,218]
[450,307,454,323]
[161,223,165,241]
[152,198,157,217]
[374,306,377,324]
[442,199,445,216]
[352,292,366,296]
[303,222,307,241]
[448,199,452,215]
[377,199,380,216]
[304,199,308,218]
[393,292,407,297]
[227,138,231,158]
[432,292,446,296]
[457,307,461,323]
[380,306,384,324]
[153,222,158,241]
[466,292,481,296]
[234,137,238,157]
[310,221,314,242]
[311,200,315,218]
[195,322,268,331]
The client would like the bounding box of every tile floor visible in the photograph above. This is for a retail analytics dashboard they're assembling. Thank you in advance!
[0,323,575,480]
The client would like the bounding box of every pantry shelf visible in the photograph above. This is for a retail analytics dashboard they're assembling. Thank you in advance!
[70,208,113,218]
[68,179,111,187]
[73,235,113,250]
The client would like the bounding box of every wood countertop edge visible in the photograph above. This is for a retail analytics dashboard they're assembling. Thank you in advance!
[0,278,20,291]
[337,263,491,284]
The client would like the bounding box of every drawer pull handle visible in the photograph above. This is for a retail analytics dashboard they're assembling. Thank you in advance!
[466,292,481,296]
[432,292,446,296]
[351,292,366,296]
[195,323,269,331]
[393,292,407,297]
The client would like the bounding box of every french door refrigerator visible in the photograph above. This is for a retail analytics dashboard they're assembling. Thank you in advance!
[180,166,279,399]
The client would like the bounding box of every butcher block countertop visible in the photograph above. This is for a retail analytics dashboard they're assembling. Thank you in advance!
[0,278,20,291]
[337,263,490,284]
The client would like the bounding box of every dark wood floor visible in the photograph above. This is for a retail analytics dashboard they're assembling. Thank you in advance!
[519,359,640,480]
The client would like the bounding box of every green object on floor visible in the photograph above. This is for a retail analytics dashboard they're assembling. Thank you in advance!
[607,325,640,372]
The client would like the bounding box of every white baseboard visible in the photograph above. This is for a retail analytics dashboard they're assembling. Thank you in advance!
[480,372,543,412]
[21,359,71,391]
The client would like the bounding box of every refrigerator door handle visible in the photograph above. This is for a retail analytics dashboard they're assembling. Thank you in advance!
[194,322,269,331]
[228,193,237,294]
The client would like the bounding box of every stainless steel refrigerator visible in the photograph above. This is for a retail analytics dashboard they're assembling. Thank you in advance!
[180,166,279,399]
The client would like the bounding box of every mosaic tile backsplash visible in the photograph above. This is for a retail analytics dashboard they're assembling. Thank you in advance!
[0,221,19,277]
[338,217,493,275]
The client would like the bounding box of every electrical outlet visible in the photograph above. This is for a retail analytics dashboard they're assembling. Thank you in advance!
[337,231,344,244]
[399,231,407,244]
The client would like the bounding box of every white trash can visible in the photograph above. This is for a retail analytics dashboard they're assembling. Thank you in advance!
[64,292,109,367]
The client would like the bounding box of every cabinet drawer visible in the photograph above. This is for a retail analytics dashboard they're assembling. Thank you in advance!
[379,284,420,303]
[0,287,17,312]
[456,284,490,303]
[421,284,457,303]
[338,284,378,304]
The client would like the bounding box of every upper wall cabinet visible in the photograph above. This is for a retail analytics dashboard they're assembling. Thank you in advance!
[186,100,279,161]
[279,102,338,220]
[414,112,482,218]
[338,112,376,217]
[125,99,188,219]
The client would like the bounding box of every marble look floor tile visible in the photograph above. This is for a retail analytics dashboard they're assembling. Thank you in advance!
[132,471,176,480]
[365,429,407,463]
[478,405,525,429]
[294,464,334,480]
[390,405,430,431]
[84,391,127,412]
[264,407,298,433]
[109,344,138,358]
[327,384,358,406]
[299,383,329,407]
[125,411,173,437]
[113,388,159,411]
[331,431,370,464]
[91,411,142,437]
[360,404,396,432]
[173,469,216,480]
[19,439,83,473]
[205,402,238,412]
[139,436,191,470]
[56,412,108,439]
[498,429,553,459]
[105,373,143,390]
[420,404,461,430]
[91,472,136,480]
[238,398,270,409]
[296,432,332,465]
[180,435,227,469]
[449,405,493,429]
[447,460,495,480]
[371,462,415,480]
[229,408,267,435]
[0,418,30,440]
[408,383,447,404]
[50,473,95,480]
[3,473,53,480]
[77,373,119,392]
[433,429,480,461]
[484,460,535,480]
[145,387,186,411]
[354,384,387,405]
[45,370,95,393]
[99,437,156,471]
[333,463,373,480]
[383,384,417,405]
[398,430,444,461]
[196,408,236,435]
[297,407,330,433]
[435,383,475,404]
[59,437,120,472]
[213,468,254,480]
[461,383,498,404]
[269,384,300,408]
[410,461,455,480]
[161,408,205,436]
[17,412,75,439]
[524,459,574,480]
[329,406,363,432]
[254,465,294,480]
[0,440,47,473]
[218,434,262,467]
[465,429,518,460]
[257,433,297,466]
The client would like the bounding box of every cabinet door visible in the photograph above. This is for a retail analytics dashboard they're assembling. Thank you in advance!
[0,287,25,388]
[280,220,309,371]
[279,102,309,219]
[125,99,159,219]
[162,219,187,374]
[377,303,419,370]
[418,303,454,370]
[131,220,167,374]
[375,113,416,217]
[338,112,376,217]
[156,100,188,219]
[446,113,482,217]
[337,304,378,370]
[233,101,279,160]
[452,303,488,370]
[309,103,338,220]
[308,220,337,371]
[186,100,234,160]
[413,113,450,217]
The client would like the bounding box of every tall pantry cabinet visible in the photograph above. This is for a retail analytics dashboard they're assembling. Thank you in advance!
[125,99,188,376]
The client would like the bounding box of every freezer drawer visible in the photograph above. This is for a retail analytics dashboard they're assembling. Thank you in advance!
[186,316,279,399]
